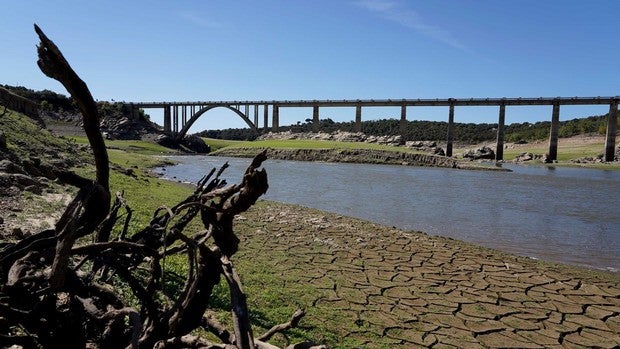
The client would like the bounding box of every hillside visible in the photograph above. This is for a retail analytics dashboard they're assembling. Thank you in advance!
[0,108,89,236]
[2,84,162,140]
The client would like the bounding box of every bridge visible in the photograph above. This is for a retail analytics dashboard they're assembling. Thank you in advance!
[128,96,620,162]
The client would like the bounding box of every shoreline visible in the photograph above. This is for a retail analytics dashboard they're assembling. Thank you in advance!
[154,158,619,275]
[210,146,512,171]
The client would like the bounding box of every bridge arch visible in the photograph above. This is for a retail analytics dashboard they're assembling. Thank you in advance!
[175,105,257,141]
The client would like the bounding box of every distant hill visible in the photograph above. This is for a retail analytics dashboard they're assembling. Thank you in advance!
[198,114,613,143]
[1,84,161,140]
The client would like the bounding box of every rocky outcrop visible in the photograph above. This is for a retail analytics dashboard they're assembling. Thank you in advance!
[462,146,495,160]
[155,134,211,154]
[512,152,543,163]
[181,135,211,153]
[100,115,162,140]
[212,147,460,168]
[259,130,404,146]
[570,155,605,164]
[404,140,445,155]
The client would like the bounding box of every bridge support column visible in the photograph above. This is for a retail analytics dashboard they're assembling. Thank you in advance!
[604,100,618,162]
[495,103,506,161]
[182,106,187,128]
[173,105,179,133]
[272,105,279,132]
[263,104,269,132]
[446,102,455,157]
[254,105,259,128]
[312,105,320,132]
[163,105,171,133]
[399,105,407,137]
[547,102,560,162]
[355,104,362,133]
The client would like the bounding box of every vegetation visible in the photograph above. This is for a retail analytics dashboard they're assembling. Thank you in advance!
[71,136,178,155]
[222,139,420,152]
[199,114,615,143]
[202,137,245,151]
[0,108,88,166]
[2,84,150,122]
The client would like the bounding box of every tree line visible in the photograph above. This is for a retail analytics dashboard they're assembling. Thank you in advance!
[2,84,150,122]
[198,114,613,143]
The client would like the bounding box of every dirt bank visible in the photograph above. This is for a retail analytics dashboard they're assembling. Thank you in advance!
[212,147,464,169]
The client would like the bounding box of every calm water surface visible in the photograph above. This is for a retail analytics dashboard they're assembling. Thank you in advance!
[156,156,620,272]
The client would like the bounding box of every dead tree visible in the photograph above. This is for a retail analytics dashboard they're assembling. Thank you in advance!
[0,25,325,349]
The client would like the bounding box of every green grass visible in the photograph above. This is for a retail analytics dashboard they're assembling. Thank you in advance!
[453,136,620,169]
[0,110,88,164]
[500,141,606,161]
[216,138,420,153]
[70,136,178,155]
[201,137,244,151]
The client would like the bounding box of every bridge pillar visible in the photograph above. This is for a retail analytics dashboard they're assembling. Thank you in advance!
[182,106,187,128]
[173,105,179,133]
[355,104,362,133]
[312,105,320,132]
[263,104,269,132]
[604,99,618,162]
[446,102,455,157]
[547,102,560,162]
[273,105,279,132]
[495,103,506,161]
[254,104,259,128]
[163,105,171,133]
[399,105,407,137]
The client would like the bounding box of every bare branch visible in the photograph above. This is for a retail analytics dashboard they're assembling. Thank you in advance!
[34,24,109,190]
[258,309,306,342]
[221,256,254,349]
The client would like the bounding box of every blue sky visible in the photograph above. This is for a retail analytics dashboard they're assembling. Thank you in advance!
[2,0,619,132]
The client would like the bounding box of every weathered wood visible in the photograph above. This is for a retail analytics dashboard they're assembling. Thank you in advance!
[0,25,321,349]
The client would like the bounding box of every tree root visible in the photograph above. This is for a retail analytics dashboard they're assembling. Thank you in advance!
[0,25,324,349]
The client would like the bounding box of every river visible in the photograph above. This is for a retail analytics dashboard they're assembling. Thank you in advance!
[156,156,620,272]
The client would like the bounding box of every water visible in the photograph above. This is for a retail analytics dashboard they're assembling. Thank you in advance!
[155,156,620,272]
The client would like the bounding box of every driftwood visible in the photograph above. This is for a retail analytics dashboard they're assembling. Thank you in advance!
[0,25,325,349]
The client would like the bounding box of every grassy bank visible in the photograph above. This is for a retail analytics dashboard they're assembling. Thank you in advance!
[202,137,244,151]
[208,136,620,170]
[4,107,619,347]
[80,141,619,347]
[208,138,426,154]
[7,129,620,347]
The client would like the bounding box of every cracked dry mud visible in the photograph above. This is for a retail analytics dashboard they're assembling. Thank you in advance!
[235,201,620,348]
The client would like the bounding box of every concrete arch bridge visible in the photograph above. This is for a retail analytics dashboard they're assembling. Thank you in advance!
[128,96,619,162]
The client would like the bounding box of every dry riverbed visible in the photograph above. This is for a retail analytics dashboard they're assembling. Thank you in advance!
[234,201,620,348]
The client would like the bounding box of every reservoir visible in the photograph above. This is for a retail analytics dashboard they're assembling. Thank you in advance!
[156,156,620,272]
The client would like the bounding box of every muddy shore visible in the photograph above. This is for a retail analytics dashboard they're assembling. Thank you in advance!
[211,147,510,171]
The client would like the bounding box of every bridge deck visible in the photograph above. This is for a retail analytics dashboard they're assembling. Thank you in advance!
[131,96,619,108]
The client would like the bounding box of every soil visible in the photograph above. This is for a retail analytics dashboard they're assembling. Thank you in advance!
[236,201,620,348]
[0,183,75,240]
